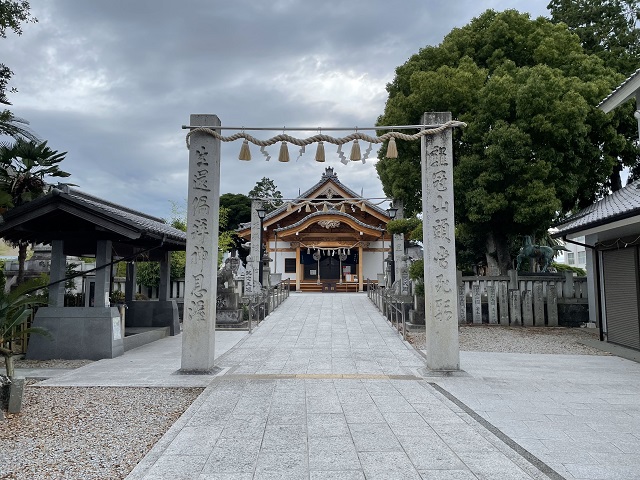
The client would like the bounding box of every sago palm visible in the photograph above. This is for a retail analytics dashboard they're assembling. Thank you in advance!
[0,278,49,378]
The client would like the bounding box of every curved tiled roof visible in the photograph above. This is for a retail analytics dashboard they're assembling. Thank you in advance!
[553,180,640,236]
[273,209,385,233]
[266,167,387,220]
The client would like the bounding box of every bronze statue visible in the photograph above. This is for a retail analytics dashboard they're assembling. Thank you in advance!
[516,235,566,273]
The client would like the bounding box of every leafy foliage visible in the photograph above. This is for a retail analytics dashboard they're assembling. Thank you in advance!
[376,9,637,274]
[0,276,49,377]
[408,259,424,296]
[248,177,283,213]
[386,218,421,237]
[0,139,70,284]
[0,139,70,208]
[548,0,640,189]
[548,0,640,75]
[552,262,587,276]
[220,193,252,230]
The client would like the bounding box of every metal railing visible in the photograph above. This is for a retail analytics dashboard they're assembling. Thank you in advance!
[239,278,291,333]
[367,279,410,341]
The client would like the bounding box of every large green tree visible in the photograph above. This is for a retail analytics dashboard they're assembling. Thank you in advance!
[248,177,283,213]
[220,193,251,230]
[376,9,637,274]
[0,139,70,284]
[548,0,640,189]
[548,0,640,75]
[0,1,37,141]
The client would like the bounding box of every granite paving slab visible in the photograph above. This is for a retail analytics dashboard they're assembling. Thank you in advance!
[127,294,563,479]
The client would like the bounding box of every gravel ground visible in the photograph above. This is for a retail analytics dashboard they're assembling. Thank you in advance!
[0,385,202,480]
[407,324,609,355]
[0,326,609,479]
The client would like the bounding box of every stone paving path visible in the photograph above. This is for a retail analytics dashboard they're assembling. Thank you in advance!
[127,294,555,479]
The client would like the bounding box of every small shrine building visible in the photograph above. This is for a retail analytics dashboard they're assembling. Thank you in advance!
[237,167,393,292]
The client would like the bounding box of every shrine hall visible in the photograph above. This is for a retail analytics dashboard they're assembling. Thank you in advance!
[236,167,394,292]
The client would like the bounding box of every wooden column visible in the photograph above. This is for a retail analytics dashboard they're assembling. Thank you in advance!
[295,244,301,291]
[358,244,364,292]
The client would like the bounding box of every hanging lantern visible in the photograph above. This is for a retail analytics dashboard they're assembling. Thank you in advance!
[350,139,361,161]
[238,139,251,161]
[278,142,290,162]
[307,248,310,254]
[386,136,398,159]
[315,141,325,162]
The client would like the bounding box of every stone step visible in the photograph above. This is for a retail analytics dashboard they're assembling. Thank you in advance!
[123,327,171,352]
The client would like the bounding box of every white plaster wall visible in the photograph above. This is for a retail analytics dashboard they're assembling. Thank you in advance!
[363,240,387,281]
[554,236,587,271]
[269,241,296,281]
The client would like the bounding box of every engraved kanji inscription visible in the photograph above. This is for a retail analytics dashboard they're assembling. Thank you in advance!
[435,273,452,293]
[432,170,448,192]
[193,169,211,191]
[433,218,451,243]
[434,245,449,268]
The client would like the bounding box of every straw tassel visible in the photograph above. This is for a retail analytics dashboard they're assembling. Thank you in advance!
[305,203,311,212]
[322,203,328,212]
[340,203,346,213]
[386,136,398,159]
[238,139,251,161]
[287,203,292,212]
[315,141,325,162]
[278,142,290,162]
[350,139,361,161]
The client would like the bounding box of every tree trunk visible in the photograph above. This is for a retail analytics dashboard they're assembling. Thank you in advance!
[0,349,15,378]
[17,241,27,286]
[485,231,512,276]
[610,161,623,192]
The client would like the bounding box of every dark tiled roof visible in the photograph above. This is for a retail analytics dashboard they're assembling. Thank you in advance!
[65,188,186,243]
[553,180,640,236]
[0,185,186,246]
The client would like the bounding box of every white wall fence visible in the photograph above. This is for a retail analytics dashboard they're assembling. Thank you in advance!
[459,271,587,326]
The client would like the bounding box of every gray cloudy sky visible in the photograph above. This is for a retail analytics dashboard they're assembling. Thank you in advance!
[3,0,549,220]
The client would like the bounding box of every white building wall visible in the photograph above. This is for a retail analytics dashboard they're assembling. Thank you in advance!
[363,241,387,281]
[267,240,388,283]
[268,241,296,281]
[554,236,587,272]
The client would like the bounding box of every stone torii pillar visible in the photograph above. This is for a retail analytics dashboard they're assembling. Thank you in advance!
[181,114,221,372]
[421,112,460,371]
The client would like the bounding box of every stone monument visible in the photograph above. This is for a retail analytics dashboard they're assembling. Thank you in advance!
[215,258,243,325]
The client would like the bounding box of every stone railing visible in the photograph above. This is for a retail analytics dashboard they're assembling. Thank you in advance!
[459,271,588,327]
[369,271,589,329]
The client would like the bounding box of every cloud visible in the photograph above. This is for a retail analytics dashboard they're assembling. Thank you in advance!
[2,0,549,218]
